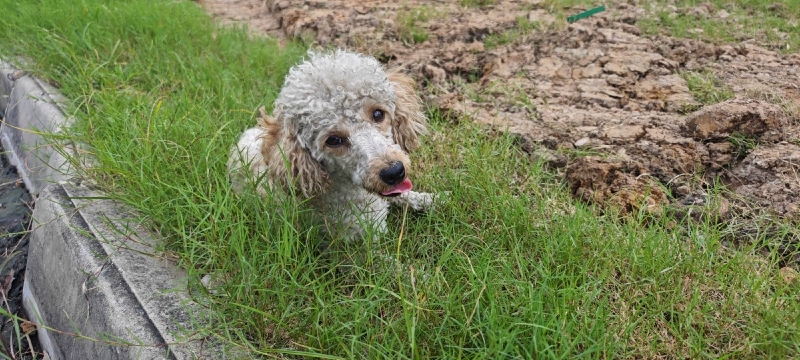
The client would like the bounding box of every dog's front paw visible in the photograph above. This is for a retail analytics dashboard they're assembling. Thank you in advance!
[392,191,446,212]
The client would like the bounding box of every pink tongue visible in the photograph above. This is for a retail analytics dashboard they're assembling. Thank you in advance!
[381,178,413,196]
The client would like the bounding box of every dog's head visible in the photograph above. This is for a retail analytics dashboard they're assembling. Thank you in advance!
[263,50,427,199]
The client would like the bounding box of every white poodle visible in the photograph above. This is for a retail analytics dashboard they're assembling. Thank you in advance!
[228,50,437,243]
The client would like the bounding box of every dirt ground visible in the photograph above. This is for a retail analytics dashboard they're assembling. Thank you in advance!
[199,0,800,221]
[0,145,39,359]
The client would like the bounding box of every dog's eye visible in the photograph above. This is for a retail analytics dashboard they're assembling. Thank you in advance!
[372,109,385,123]
[325,136,345,147]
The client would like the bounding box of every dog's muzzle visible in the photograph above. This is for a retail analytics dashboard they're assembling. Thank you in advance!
[379,161,406,185]
[379,161,412,196]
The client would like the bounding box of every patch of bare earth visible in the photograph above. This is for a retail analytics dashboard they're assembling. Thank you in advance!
[198,0,800,220]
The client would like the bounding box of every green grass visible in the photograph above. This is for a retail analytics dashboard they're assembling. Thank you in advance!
[680,68,734,107]
[396,6,441,44]
[484,18,541,50]
[2,0,800,358]
[460,0,497,8]
[727,132,758,160]
[638,0,800,53]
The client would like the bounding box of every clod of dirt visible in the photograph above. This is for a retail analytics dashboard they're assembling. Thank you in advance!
[422,64,447,85]
[780,266,799,285]
[565,157,668,214]
[705,141,736,169]
[668,187,733,223]
[623,141,708,185]
[728,143,800,217]
[528,148,568,168]
[683,99,787,141]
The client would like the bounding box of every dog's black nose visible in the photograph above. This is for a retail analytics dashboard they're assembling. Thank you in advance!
[379,162,406,185]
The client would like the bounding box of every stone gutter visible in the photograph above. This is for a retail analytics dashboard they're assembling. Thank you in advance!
[1,60,224,359]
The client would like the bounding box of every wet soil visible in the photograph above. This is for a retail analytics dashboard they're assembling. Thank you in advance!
[0,144,41,359]
[199,0,800,220]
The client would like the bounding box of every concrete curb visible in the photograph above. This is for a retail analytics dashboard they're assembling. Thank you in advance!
[1,61,225,359]
[0,60,71,196]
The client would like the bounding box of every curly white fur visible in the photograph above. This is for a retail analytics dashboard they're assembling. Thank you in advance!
[228,50,436,243]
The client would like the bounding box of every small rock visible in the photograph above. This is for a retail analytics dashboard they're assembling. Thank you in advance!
[603,62,628,76]
[707,142,734,153]
[531,148,568,168]
[601,125,645,140]
[605,74,628,86]
[581,92,619,108]
[613,147,631,162]
[657,58,679,70]
[20,320,36,334]
[716,9,729,19]
[675,185,691,197]
[8,70,26,83]
[466,41,485,53]
[556,65,573,79]
[574,137,591,148]
[575,126,599,134]
[681,192,706,206]
[597,28,639,44]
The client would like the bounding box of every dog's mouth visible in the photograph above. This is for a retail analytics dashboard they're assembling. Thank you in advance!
[380,178,413,197]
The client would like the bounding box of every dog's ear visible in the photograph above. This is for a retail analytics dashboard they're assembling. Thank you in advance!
[388,70,428,153]
[261,109,330,198]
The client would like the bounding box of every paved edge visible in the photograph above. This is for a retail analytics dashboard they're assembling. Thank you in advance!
[1,61,227,359]
[0,60,71,196]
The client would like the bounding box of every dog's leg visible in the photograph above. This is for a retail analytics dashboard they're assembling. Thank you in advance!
[388,191,440,212]
[227,127,269,196]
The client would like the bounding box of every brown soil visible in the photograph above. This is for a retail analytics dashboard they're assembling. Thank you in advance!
[199,0,800,220]
[0,145,40,359]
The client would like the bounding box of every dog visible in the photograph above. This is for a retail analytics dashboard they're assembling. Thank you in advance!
[227,50,438,262]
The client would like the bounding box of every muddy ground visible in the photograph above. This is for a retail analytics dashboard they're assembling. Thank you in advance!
[200,0,800,223]
[0,144,40,359]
